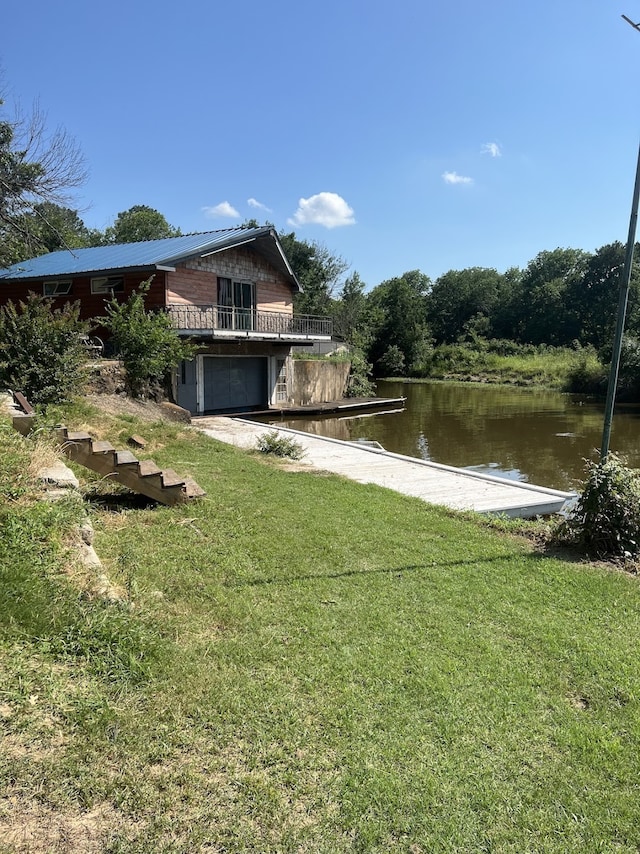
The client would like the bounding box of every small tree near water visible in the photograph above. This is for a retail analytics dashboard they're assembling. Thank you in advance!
[102,279,196,399]
[558,453,640,561]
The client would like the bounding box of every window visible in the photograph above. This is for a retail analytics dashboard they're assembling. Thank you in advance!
[217,277,256,330]
[43,280,72,297]
[90,275,124,295]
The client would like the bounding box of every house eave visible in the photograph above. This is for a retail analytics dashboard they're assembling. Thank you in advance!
[174,329,332,343]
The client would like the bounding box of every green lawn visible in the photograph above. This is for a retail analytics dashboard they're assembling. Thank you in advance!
[2,406,640,852]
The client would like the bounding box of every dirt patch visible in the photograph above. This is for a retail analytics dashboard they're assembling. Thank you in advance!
[84,393,177,422]
[0,799,122,854]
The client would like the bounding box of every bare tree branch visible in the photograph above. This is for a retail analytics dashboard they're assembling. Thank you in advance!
[0,96,87,263]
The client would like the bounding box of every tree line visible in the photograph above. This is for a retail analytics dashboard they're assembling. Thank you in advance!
[302,245,639,384]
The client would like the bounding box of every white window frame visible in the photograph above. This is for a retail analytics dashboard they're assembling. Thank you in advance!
[43,280,73,297]
[90,275,124,295]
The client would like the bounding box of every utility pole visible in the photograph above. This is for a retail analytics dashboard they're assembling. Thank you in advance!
[600,14,640,461]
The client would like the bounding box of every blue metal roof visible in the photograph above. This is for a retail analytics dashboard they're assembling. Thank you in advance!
[0,227,300,288]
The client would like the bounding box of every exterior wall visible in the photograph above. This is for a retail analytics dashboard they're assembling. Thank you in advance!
[166,247,293,314]
[176,348,351,414]
[0,270,167,325]
[174,339,294,414]
[290,360,350,405]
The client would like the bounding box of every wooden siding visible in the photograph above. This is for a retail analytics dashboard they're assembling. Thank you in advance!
[0,270,167,323]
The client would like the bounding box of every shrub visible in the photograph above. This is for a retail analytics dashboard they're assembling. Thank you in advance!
[102,279,196,398]
[346,346,375,397]
[616,335,640,400]
[0,294,88,405]
[564,346,607,394]
[377,344,406,377]
[256,431,305,460]
[558,453,640,560]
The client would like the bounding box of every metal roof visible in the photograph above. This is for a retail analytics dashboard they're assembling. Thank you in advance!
[0,226,301,290]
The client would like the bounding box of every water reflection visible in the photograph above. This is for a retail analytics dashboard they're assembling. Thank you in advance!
[261,381,640,492]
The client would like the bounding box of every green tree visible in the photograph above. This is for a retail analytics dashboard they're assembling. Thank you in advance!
[427,267,511,344]
[5,203,102,263]
[567,242,640,351]
[512,248,589,346]
[366,270,431,376]
[104,205,181,244]
[278,231,348,316]
[102,279,196,398]
[333,271,367,343]
[0,97,87,267]
[378,344,406,376]
[0,294,88,404]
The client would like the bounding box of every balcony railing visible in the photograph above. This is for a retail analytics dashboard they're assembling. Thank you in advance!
[167,304,333,339]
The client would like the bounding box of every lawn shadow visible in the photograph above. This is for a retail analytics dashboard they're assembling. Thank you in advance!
[228,550,544,588]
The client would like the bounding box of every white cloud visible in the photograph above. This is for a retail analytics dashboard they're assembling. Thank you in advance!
[442,171,474,185]
[481,142,502,158]
[288,192,356,228]
[247,197,272,212]
[202,201,240,218]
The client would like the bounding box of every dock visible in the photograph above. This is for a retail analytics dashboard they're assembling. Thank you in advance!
[211,396,407,419]
[194,417,576,519]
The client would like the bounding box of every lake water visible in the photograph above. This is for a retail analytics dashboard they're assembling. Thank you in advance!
[262,380,640,492]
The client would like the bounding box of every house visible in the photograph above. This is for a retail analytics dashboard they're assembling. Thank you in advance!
[0,226,334,414]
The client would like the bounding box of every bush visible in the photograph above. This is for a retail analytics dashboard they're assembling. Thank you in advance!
[558,453,640,560]
[615,335,640,400]
[102,279,196,398]
[256,431,305,460]
[377,344,406,377]
[346,346,375,397]
[0,294,88,405]
[564,346,607,394]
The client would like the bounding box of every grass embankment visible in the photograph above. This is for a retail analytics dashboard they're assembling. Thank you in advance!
[411,343,605,390]
[2,402,640,852]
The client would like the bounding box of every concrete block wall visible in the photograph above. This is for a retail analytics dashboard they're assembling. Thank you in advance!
[290,360,350,405]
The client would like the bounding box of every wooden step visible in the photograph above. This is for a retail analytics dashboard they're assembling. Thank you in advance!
[65,431,92,443]
[160,468,185,488]
[91,440,115,454]
[48,424,205,506]
[137,459,163,478]
[183,477,207,499]
[114,450,139,466]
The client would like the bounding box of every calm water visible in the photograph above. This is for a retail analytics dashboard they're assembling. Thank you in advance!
[263,381,640,492]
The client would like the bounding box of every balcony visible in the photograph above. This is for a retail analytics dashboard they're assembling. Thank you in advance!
[167,304,333,341]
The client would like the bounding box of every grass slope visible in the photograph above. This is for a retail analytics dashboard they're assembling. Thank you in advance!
[1,404,640,852]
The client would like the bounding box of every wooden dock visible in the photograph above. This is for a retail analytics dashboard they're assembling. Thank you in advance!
[195,417,576,519]
[212,396,407,419]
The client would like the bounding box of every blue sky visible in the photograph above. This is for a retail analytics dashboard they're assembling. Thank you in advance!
[3,0,640,290]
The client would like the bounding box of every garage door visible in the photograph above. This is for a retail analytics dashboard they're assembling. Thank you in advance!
[203,357,267,413]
